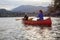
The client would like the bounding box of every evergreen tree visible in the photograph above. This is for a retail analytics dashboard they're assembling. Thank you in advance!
[54,0,60,10]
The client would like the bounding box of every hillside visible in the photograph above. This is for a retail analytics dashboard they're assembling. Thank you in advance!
[12,5,48,13]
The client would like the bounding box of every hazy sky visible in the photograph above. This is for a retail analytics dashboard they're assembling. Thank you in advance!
[0,0,52,10]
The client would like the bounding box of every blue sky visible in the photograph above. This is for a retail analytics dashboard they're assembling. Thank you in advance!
[0,0,52,10]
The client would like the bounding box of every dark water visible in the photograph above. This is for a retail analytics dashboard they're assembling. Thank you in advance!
[0,17,60,40]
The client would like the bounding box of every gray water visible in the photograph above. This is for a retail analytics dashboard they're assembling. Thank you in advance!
[0,17,60,40]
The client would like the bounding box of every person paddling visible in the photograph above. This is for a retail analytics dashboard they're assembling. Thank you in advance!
[37,10,44,20]
[23,13,28,20]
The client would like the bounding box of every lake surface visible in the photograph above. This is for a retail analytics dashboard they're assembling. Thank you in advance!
[0,17,60,40]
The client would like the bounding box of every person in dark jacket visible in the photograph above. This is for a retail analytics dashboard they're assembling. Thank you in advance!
[24,14,28,20]
[23,13,28,20]
[38,10,44,20]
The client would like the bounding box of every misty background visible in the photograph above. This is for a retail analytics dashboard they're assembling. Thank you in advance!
[0,0,60,17]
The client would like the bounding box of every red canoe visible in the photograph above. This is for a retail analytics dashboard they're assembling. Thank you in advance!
[23,18,52,27]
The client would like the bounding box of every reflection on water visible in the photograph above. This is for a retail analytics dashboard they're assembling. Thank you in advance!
[0,17,60,40]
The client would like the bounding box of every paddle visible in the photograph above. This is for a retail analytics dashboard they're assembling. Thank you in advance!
[16,18,34,21]
[16,18,22,21]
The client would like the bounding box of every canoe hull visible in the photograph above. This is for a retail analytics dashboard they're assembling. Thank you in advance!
[23,18,52,27]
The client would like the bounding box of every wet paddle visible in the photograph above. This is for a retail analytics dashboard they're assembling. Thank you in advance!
[16,18,22,21]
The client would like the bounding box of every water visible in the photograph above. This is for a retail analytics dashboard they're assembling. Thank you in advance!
[0,17,60,40]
